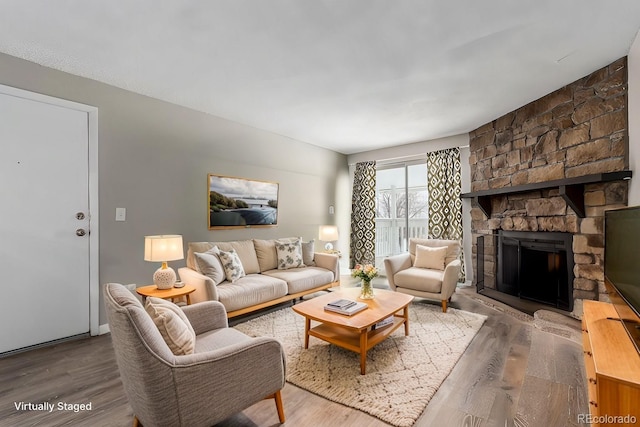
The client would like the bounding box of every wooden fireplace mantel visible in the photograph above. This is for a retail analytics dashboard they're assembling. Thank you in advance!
[461,170,632,218]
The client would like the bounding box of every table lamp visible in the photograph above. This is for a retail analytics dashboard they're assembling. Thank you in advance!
[318,225,339,252]
[144,235,184,289]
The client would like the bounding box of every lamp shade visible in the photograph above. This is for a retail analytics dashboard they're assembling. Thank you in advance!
[144,235,184,262]
[318,225,339,242]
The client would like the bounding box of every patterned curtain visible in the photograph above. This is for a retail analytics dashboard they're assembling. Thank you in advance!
[426,147,465,281]
[350,161,376,268]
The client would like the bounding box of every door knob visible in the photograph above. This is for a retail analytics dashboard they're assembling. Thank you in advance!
[76,229,87,237]
[76,212,86,220]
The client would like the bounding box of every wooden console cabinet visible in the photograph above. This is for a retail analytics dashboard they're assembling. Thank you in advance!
[582,300,640,426]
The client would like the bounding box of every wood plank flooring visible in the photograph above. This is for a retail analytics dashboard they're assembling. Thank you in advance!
[0,288,588,427]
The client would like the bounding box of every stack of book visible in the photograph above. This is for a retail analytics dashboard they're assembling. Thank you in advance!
[324,298,367,316]
[372,316,394,330]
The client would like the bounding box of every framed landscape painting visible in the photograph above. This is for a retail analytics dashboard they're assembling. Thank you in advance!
[208,174,279,229]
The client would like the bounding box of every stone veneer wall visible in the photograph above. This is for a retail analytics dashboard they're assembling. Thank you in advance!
[469,57,629,305]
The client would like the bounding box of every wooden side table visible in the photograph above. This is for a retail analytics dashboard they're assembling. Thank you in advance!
[136,284,196,305]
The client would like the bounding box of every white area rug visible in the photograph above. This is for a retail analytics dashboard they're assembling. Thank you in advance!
[234,302,487,427]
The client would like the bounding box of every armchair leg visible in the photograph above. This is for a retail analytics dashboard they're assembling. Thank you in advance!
[267,391,285,423]
[275,390,285,423]
[441,300,448,313]
[133,415,142,427]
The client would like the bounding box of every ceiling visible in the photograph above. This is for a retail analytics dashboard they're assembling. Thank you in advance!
[1,1,639,155]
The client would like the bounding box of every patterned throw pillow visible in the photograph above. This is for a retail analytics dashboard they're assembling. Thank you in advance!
[145,297,196,355]
[218,249,246,282]
[275,238,305,270]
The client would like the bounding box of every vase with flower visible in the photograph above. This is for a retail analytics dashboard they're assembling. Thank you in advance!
[351,263,378,299]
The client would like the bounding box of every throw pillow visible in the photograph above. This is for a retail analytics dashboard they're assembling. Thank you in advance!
[275,238,305,270]
[194,246,225,285]
[414,245,448,270]
[218,249,246,282]
[301,240,316,266]
[145,297,196,356]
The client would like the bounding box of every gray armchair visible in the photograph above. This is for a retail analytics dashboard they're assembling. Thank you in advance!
[104,283,286,427]
[384,238,461,312]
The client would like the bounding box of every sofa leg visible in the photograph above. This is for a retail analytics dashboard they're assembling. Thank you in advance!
[441,300,448,313]
[273,390,285,423]
[133,416,142,427]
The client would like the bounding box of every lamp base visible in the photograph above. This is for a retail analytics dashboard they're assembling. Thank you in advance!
[154,266,176,290]
[324,242,334,251]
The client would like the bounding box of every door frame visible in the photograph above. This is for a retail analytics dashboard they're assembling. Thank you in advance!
[0,84,100,336]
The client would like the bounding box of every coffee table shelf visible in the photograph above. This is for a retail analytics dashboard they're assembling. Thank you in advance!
[308,315,407,354]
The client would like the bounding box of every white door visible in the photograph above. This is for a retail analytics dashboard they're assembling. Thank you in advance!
[0,88,96,354]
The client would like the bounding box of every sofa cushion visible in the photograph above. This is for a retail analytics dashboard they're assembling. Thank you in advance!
[301,240,316,266]
[145,297,196,355]
[275,238,305,269]
[218,249,246,282]
[187,240,261,274]
[253,239,279,272]
[394,267,444,294]
[217,274,288,312]
[414,245,447,270]
[193,247,225,285]
[187,242,214,270]
[263,267,334,294]
[253,238,301,272]
[216,240,261,274]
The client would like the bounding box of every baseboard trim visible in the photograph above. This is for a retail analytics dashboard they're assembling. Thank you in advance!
[99,323,110,335]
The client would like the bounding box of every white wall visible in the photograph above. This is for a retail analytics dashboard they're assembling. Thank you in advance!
[345,134,472,282]
[629,30,640,206]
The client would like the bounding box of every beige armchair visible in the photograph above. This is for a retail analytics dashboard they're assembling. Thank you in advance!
[384,238,461,312]
[104,283,286,427]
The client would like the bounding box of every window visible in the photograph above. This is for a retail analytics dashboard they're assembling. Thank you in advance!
[375,161,428,271]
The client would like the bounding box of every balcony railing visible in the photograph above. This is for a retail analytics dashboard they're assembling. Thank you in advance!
[375,218,429,271]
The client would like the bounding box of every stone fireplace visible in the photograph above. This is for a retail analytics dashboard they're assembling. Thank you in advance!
[464,57,631,314]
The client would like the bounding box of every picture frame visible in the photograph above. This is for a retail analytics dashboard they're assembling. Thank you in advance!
[208,174,279,229]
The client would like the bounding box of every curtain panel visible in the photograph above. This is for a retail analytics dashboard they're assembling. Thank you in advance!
[350,161,376,269]
[426,147,465,281]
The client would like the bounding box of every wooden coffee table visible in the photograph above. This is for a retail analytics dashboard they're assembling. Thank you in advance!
[292,288,413,374]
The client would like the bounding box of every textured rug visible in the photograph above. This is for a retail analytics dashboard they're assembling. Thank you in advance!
[234,302,487,427]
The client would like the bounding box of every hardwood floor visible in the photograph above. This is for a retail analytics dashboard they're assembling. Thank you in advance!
[0,288,588,427]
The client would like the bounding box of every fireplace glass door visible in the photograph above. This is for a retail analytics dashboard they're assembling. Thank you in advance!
[497,231,574,311]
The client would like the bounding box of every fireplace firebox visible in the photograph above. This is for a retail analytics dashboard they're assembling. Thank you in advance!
[496,231,574,312]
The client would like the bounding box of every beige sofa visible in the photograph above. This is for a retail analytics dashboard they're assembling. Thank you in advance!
[178,238,340,317]
[384,238,461,312]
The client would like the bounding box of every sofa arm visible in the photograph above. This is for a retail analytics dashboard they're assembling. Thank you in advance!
[441,259,461,300]
[181,301,228,334]
[314,252,340,282]
[178,267,219,303]
[384,253,412,290]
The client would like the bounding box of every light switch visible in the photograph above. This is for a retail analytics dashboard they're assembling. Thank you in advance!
[115,207,126,221]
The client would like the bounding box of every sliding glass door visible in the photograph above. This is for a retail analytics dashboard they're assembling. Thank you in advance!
[375,161,428,271]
